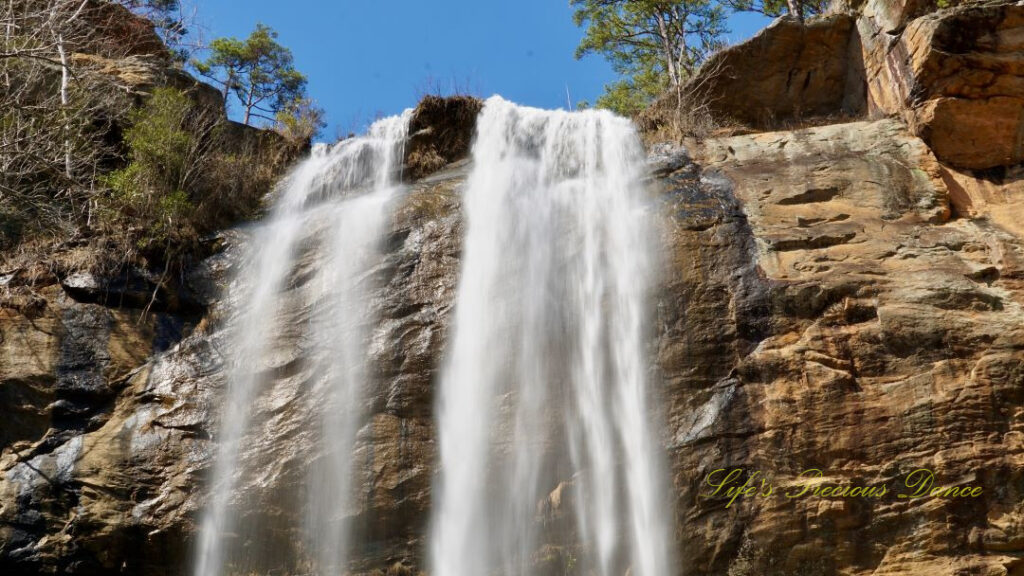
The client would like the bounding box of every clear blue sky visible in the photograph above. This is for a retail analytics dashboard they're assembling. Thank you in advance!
[189,1,770,139]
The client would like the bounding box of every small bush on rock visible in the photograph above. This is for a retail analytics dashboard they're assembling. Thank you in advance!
[101,87,217,251]
[98,86,285,267]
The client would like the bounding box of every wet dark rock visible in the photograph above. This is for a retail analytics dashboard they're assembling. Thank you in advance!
[60,268,205,316]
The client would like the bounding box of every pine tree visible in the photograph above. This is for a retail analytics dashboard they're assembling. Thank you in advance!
[193,24,308,126]
[723,0,830,21]
[572,0,727,116]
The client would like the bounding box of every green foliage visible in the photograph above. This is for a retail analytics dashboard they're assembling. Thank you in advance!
[193,24,309,126]
[572,0,727,116]
[120,89,192,188]
[274,97,326,144]
[157,189,193,225]
[595,67,669,116]
[723,0,829,19]
[0,2,295,273]
[97,85,291,265]
[98,85,288,263]
[102,87,202,247]
[193,36,245,99]
[103,163,144,205]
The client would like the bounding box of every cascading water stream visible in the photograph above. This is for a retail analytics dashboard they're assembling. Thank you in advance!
[194,111,411,576]
[431,97,673,576]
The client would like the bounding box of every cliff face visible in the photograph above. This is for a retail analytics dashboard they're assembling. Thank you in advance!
[3,1,1024,575]
[664,120,1024,575]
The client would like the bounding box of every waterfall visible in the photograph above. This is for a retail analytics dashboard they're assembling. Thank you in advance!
[431,97,673,576]
[194,111,411,576]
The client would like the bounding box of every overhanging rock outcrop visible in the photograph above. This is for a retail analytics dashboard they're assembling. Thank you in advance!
[692,14,866,127]
[686,0,1024,169]
[861,0,1024,169]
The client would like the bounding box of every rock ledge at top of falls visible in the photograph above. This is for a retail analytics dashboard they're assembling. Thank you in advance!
[683,0,1024,170]
[403,95,484,180]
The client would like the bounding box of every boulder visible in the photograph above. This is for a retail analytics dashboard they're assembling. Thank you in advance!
[859,0,1024,168]
[687,14,866,127]
[80,0,171,60]
[403,95,483,180]
[683,0,1024,169]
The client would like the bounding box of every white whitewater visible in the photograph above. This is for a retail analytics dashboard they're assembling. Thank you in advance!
[431,97,673,576]
[194,111,411,576]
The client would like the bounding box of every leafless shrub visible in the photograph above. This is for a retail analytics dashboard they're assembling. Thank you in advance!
[1,1,295,277]
[198,124,290,232]
[635,55,735,143]
[414,72,481,100]
[0,0,165,252]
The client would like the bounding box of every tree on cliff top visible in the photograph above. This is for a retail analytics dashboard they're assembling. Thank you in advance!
[723,0,829,21]
[572,0,727,116]
[193,24,308,126]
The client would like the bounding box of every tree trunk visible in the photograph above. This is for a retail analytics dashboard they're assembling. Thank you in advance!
[57,33,71,179]
[787,0,804,22]
[222,74,231,103]
[655,13,680,88]
[243,88,254,125]
[242,62,258,125]
[54,0,90,180]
